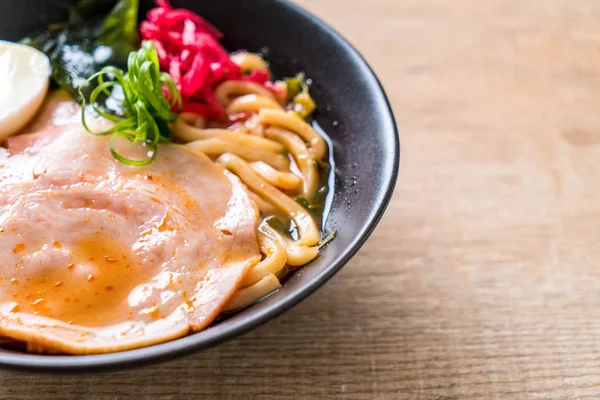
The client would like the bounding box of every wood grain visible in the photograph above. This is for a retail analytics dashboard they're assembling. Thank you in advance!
[3,0,600,398]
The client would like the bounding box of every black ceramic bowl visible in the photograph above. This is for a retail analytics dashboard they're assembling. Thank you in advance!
[0,0,399,371]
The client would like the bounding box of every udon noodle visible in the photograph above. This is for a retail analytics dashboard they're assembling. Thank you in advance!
[173,52,330,312]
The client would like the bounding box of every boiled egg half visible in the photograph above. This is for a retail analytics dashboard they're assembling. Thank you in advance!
[0,41,51,140]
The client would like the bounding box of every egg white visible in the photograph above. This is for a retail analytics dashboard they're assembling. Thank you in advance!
[0,41,51,140]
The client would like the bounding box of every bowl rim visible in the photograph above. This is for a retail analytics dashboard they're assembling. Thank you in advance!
[0,0,400,372]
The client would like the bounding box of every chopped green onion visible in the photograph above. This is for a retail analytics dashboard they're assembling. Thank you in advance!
[293,93,316,118]
[318,230,337,250]
[285,72,316,119]
[79,40,182,165]
[295,196,311,211]
[295,196,323,215]
[284,73,305,102]
[265,216,289,234]
[312,185,329,204]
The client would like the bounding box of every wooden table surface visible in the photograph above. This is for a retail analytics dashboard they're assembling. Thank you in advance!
[4,0,600,398]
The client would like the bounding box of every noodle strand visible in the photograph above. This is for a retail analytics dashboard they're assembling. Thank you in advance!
[187,138,290,170]
[215,153,320,247]
[265,127,319,199]
[170,61,330,313]
[215,81,275,106]
[258,109,327,159]
[241,233,287,288]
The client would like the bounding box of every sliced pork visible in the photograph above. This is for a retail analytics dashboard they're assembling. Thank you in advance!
[0,127,260,354]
